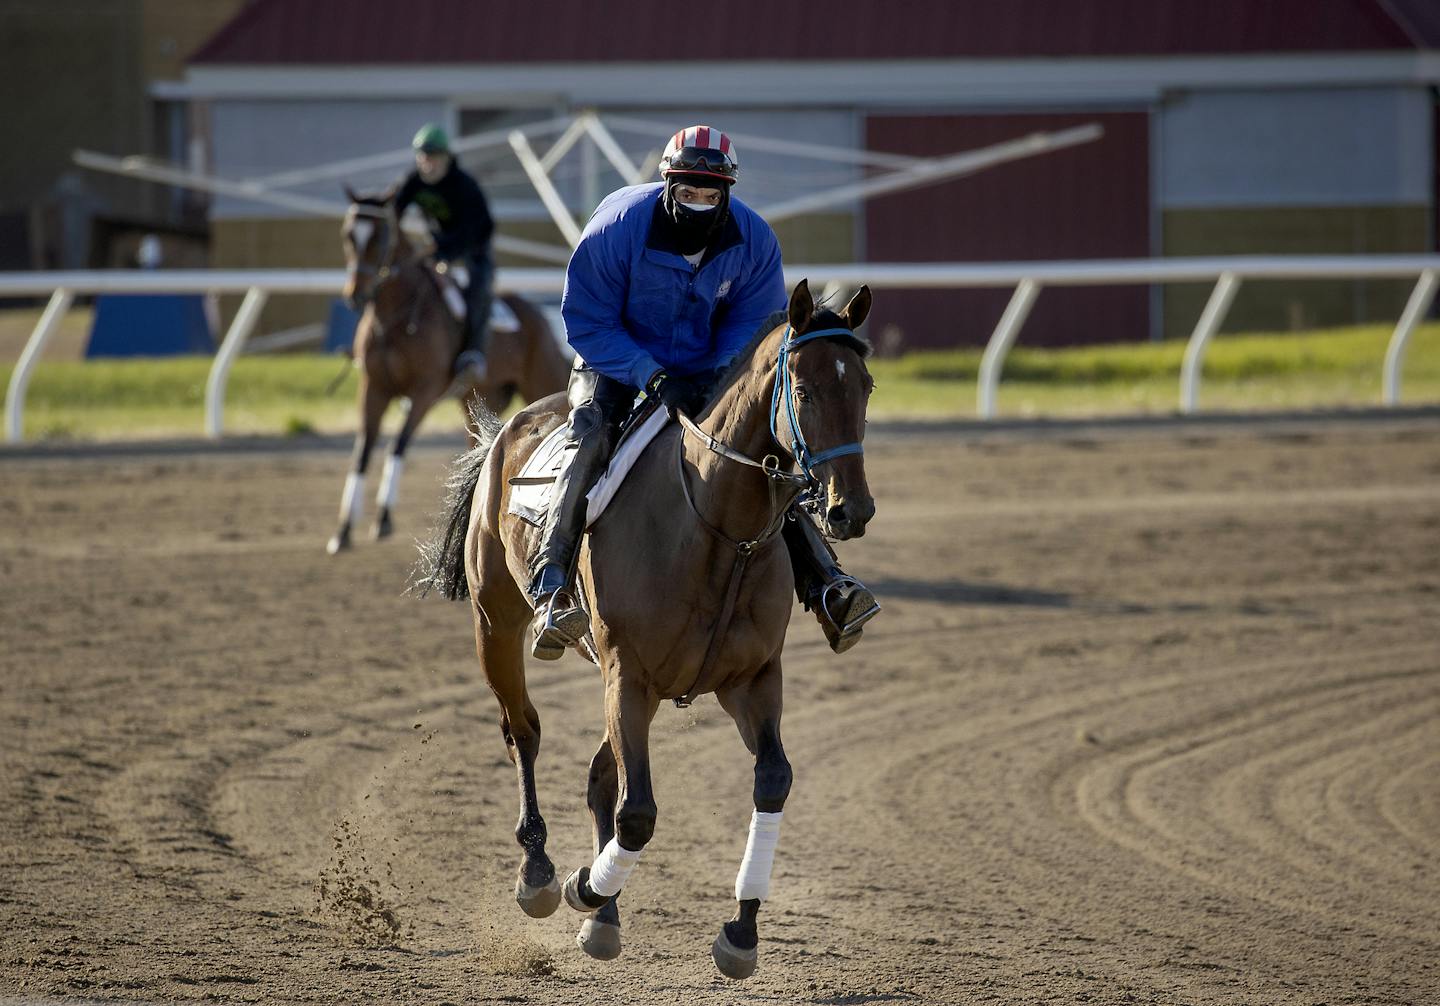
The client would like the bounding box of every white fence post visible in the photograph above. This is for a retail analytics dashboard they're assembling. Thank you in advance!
[5,288,75,444]
[977,278,1041,420]
[508,130,583,248]
[204,287,268,439]
[1180,271,1242,415]
[1383,269,1437,406]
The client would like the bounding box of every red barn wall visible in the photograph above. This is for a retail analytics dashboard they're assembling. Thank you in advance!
[863,111,1152,350]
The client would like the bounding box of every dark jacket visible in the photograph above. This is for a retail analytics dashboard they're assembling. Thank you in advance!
[394,162,494,260]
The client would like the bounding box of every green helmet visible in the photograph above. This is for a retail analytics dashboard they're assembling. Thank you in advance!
[412,123,451,154]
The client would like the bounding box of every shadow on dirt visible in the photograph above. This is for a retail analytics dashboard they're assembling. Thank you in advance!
[868,577,1074,608]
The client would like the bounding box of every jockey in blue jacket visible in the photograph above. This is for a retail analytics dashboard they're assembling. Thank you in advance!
[527,124,880,660]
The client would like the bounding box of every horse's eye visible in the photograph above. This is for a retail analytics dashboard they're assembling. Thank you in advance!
[794,387,811,403]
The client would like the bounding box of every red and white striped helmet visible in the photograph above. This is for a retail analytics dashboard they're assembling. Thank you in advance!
[658,125,739,184]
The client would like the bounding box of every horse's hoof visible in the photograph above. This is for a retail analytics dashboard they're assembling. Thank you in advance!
[326,530,349,555]
[712,930,758,980]
[562,868,610,913]
[372,512,393,540]
[515,874,562,919]
[577,918,621,961]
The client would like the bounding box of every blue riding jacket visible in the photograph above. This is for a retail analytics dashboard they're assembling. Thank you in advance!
[561,183,786,389]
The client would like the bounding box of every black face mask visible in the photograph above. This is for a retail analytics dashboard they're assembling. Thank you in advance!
[660,176,730,255]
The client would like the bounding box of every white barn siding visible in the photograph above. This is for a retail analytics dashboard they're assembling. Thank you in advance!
[209,98,448,217]
[1158,86,1433,209]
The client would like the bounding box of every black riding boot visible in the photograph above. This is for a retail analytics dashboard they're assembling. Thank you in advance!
[782,511,880,654]
[455,253,495,380]
[526,405,616,659]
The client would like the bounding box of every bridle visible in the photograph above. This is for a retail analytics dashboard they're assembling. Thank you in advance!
[675,323,866,552]
[769,325,866,483]
[346,204,434,337]
[346,204,400,301]
[669,321,867,708]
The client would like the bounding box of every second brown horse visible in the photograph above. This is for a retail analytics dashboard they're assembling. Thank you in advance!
[328,189,569,554]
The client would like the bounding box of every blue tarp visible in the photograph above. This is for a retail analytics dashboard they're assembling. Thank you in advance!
[325,299,362,353]
[86,294,214,357]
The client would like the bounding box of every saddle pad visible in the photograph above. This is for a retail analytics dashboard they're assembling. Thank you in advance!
[436,274,521,332]
[488,299,520,333]
[507,406,671,529]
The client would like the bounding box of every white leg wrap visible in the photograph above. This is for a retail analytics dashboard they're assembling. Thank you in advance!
[377,455,403,509]
[735,810,783,902]
[340,472,365,523]
[587,837,642,898]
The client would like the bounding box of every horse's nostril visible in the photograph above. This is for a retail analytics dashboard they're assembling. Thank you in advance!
[826,504,847,526]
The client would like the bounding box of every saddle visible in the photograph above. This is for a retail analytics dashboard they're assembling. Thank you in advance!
[507,400,669,529]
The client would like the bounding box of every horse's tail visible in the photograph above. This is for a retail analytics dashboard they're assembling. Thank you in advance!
[414,399,505,601]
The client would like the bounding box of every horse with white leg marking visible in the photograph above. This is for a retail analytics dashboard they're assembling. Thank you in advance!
[329,188,570,554]
[419,280,876,978]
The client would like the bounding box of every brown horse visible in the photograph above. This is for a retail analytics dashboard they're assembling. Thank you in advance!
[421,280,875,979]
[327,189,570,554]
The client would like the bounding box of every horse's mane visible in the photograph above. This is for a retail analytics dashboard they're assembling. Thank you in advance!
[716,307,872,391]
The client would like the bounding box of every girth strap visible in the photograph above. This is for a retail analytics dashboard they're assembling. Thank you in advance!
[672,545,752,709]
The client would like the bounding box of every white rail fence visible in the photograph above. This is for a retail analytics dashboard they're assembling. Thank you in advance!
[2,255,1437,443]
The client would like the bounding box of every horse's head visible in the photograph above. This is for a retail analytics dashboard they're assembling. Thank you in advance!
[774,279,876,541]
[341,185,398,310]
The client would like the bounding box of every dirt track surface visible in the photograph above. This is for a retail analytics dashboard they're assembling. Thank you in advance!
[3,417,1439,1005]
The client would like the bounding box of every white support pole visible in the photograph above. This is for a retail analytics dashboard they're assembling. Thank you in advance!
[580,127,600,217]
[4,288,74,444]
[758,125,1103,224]
[1383,269,1437,406]
[508,130,582,248]
[977,279,1041,420]
[1180,271,1241,415]
[583,114,647,183]
[204,287,268,439]
[601,112,925,170]
[251,115,574,189]
[631,150,661,186]
[74,149,573,266]
[539,116,590,173]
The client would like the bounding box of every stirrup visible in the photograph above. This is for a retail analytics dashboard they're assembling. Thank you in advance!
[530,589,590,661]
[812,576,880,655]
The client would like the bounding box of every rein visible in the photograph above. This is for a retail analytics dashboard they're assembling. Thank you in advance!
[668,323,862,706]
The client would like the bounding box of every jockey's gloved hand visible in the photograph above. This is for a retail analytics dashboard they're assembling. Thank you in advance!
[646,371,707,418]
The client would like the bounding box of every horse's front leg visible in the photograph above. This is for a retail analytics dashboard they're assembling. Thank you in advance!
[713,658,792,980]
[563,673,659,957]
[473,594,561,918]
[328,375,387,554]
[373,386,440,540]
[573,739,624,960]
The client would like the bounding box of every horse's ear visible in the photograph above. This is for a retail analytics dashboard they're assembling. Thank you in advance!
[381,183,400,206]
[788,279,814,332]
[841,284,872,331]
[343,184,360,204]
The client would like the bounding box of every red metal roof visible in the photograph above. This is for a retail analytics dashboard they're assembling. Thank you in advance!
[191,0,1432,65]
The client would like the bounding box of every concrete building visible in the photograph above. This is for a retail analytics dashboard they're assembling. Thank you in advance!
[164,1,1440,342]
